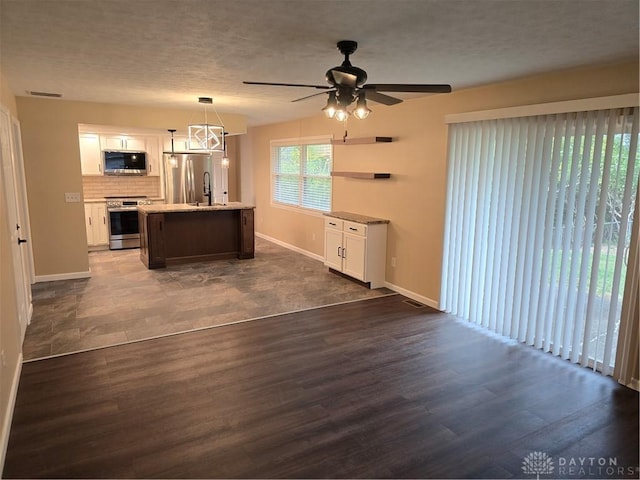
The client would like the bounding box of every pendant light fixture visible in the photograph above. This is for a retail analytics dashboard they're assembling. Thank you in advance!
[221,133,230,168]
[188,97,225,152]
[167,129,178,168]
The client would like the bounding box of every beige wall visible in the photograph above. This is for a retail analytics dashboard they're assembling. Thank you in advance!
[246,61,639,304]
[0,70,22,467]
[15,98,246,277]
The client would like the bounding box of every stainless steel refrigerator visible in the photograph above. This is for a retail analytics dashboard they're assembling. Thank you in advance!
[163,152,228,205]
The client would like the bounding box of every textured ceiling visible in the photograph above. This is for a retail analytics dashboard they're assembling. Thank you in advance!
[0,0,638,126]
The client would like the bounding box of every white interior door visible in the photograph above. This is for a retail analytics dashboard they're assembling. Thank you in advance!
[0,107,32,342]
[11,118,34,290]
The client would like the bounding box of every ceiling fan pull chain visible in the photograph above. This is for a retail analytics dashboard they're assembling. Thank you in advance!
[343,116,349,142]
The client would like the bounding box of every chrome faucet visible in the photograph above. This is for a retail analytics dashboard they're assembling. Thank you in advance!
[203,171,212,206]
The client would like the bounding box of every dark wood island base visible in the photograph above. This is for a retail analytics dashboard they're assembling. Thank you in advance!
[138,203,255,269]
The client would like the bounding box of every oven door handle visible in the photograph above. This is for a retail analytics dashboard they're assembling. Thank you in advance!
[108,208,139,212]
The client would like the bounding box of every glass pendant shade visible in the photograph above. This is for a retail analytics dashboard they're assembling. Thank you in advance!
[334,107,350,122]
[353,93,371,120]
[322,91,338,119]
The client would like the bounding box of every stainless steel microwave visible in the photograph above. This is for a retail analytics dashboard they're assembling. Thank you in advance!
[103,151,147,175]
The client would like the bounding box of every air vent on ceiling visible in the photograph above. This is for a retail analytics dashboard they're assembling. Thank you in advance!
[26,91,62,98]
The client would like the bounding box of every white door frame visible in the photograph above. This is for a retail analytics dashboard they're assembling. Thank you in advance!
[0,106,33,342]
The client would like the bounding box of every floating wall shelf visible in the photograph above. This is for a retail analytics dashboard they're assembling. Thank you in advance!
[331,171,391,179]
[331,136,393,145]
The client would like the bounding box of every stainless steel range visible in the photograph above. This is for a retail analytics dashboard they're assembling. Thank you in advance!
[105,196,152,250]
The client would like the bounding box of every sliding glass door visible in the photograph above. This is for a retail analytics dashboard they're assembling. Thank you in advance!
[441,107,639,375]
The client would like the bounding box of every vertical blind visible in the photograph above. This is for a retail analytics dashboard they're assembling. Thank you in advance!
[271,139,332,212]
[441,107,639,374]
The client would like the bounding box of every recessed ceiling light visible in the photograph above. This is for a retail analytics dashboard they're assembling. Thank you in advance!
[25,90,62,98]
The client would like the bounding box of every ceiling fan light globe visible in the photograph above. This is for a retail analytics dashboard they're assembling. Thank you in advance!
[323,107,336,119]
[354,106,371,120]
[323,91,338,118]
[334,108,350,122]
[354,92,371,119]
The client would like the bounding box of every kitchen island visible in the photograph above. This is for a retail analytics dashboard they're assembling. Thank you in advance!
[138,202,255,269]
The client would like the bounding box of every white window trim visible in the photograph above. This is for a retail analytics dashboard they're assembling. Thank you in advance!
[445,93,639,124]
[270,135,333,216]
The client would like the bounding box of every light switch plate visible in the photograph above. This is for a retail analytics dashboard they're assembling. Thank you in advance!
[64,192,81,203]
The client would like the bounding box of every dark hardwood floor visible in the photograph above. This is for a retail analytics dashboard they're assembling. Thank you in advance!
[3,295,639,479]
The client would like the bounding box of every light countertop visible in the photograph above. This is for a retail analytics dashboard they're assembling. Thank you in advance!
[138,202,254,213]
[84,197,165,203]
[324,211,390,225]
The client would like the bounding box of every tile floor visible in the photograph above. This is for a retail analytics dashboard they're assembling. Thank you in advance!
[23,237,394,360]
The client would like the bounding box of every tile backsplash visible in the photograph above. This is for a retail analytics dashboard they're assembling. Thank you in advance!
[83,176,161,200]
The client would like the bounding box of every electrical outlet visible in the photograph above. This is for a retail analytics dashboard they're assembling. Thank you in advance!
[312,233,316,241]
[0,349,6,368]
[391,257,397,268]
[64,192,81,203]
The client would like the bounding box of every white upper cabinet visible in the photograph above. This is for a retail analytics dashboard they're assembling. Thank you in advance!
[145,136,162,177]
[101,135,147,151]
[163,134,191,153]
[79,134,102,175]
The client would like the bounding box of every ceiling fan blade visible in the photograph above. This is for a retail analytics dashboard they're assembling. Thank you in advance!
[365,84,452,93]
[363,90,403,106]
[243,81,331,90]
[292,90,335,103]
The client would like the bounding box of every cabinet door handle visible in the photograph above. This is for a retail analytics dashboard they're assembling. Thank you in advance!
[149,163,152,173]
[98,164,102,173]
[88,217,92,226]
[103,216,106,224]
[342,248,346,259]
[349,227,358,231]
[337,246,341,257]
[329,222,336,226]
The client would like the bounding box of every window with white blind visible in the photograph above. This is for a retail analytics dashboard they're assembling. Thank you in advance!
[442,106,639,375]
[271,137,332,213]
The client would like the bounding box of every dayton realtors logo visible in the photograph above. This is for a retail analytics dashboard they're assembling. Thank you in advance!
[522,452,638,478]
[522,451,554,479]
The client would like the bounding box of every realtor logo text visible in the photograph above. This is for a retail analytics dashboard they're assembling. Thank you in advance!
[558,457,636,477]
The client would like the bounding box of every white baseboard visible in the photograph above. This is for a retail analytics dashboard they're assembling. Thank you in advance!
[0,353,22,473]
[255,232,441,309]
[35,270,91,283]
[256,232,324,262]
[384,281,441,310]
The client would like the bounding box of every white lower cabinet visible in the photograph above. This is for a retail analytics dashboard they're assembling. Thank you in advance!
[323,215,388,288]
[84,203,109,247]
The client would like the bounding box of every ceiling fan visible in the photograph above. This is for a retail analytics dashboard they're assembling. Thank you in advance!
[243,40,452,121]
